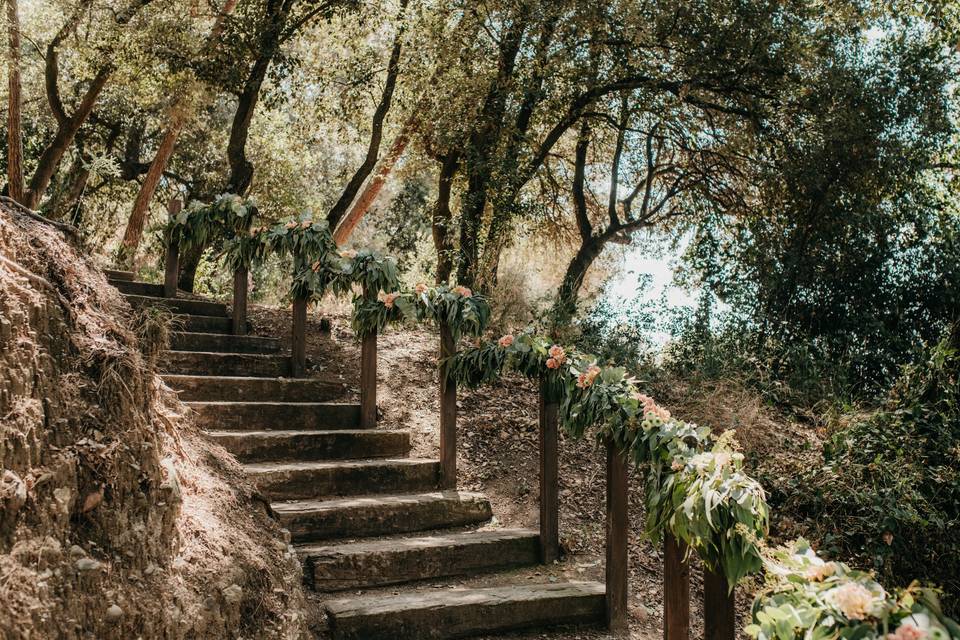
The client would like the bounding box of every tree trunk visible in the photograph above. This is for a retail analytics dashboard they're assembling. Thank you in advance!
[25,64,112,209]
[6,0,24,204]
[327,0,408,233]
[177,243,203,293]
[120,0,238,263]
[119,113,185,266]
[226,51,274,195]
[432,152,459,284]
[556,238,604,325]
[332,115,416,245]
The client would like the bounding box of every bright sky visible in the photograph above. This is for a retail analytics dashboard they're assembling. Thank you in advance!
[606,237,694,308]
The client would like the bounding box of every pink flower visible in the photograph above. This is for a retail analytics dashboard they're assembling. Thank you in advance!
[576,364,601,388]
[804,562,836,582]
[498,334,514,348]
[415,282,428,295]
[546,358,559,369]
[671,460,685,472]
[300,220,313,229]
[547,345,567,366]
[888,623,927,640]
[284,221,298,230]
[452,285,472,298]
[634,392,671,421]
[340,249,357,259]
[379,291,400,309]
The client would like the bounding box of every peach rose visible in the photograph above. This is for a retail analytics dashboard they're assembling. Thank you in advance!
[379,291,400,309]
[452,285,472,298]
[340,249,358,259]
[498,335,515,348]
[415,282,428,295]
[546,357,559,369]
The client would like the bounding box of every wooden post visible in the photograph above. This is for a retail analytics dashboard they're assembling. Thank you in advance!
[703,568,736,640]
[663,533,690,640]
[232,266,248,335]
[360,327,377,428]
[538,375,559,563]
[163,199,182,298]
[438,322,457,489]
[606,441,629,635]
[291,296,307,377]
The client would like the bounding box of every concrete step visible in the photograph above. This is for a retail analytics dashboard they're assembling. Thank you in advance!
[126,294,228,317]
[162,352,292,376]
[170,332,281,354]
[273,491,491,542]
[324,582,606,640]
[175,314,252,335]
[207,429,410,463]
[300,528,539,591]
[186,401,361,430]
[103,269,134,281]
[247,459,440,500]
[163,374,341,402]
[111,279,165,297]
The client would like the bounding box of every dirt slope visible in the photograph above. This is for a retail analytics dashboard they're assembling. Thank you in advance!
[0,202,309,640]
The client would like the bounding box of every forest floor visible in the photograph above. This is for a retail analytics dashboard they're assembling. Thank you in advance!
[249,304,826,639]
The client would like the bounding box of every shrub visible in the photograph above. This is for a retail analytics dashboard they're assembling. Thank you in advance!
[785,326,960,612]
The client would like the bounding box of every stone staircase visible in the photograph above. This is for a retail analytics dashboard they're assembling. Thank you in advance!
[108,270,608,639]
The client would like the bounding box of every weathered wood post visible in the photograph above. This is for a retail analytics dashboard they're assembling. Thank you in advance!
[359,287,377,428]
[538,375,560,563]
[606,441,629,635]
[163,198,182,299]
[232,266,248,335]
[663,533,691,640]
[438,322,457,489]
[291,296,307,377]
[703,568,736,640]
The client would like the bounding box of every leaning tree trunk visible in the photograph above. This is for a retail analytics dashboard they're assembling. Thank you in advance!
[118,113,185,266]
[119,0,239,266]
[6,0,24,203]
[555,238,604,326]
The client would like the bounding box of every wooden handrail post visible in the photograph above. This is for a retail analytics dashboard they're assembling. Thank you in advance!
[663,533,690,640]
[163,198,182,298]
[538,375,559,563]
[704,568,736,640]
[606,441,629,635]
[360,326,377,428]
[232,266,248,335]
[291,295,307,377]
[438,322,456,489]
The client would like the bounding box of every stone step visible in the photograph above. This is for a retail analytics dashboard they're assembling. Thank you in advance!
[170,332,281,354]
[175,314,252,335]
[300,528,539,591]
[103,269,134,281]
[163,374,342,402]
[324,582,606,640]
[162,352,292,376]
[247,459,440,500]
[126,294,228,317]
[186,401,361,430]
[273,491,491,542]
[110,279,166,297]
[207,429,410,463]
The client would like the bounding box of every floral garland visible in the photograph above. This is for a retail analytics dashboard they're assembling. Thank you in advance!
[748,540,960,640]
[449,332,767,587]
[350,283,491,339]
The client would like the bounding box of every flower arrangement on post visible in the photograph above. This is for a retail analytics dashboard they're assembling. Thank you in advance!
[747,539,960,640]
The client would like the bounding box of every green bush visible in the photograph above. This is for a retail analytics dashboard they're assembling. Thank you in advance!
[785,326,960,612]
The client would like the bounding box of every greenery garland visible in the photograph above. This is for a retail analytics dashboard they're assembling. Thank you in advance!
[448,332,767,587]
[164,193,257,254]
[349,283,492,339]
